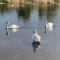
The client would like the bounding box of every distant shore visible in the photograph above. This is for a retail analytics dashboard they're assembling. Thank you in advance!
[0,2,7,4]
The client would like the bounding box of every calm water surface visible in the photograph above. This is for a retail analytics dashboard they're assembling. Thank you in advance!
[0,4,60,60]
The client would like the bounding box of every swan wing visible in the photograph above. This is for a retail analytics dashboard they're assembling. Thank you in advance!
[32,34,41,42]
[8,25,19,29]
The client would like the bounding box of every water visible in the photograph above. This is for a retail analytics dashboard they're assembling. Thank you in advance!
[0,3,60,60]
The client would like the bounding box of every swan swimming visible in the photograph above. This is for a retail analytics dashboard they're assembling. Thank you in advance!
[44,20,53,33]
[47,22,53,31]
[6,22,20,32]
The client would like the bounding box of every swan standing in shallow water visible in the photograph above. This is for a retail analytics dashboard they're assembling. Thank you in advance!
[44,20,53,34]
[32,29,41,52]
[6,22,20,32]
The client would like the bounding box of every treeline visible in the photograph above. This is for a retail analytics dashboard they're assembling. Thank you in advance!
[54,0,59,2]
[0,0,59,3]
[0,0,7,3]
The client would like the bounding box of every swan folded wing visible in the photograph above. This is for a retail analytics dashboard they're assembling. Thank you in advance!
[7,25,19,29]
[32,34,41,42]
[47,23,53,31]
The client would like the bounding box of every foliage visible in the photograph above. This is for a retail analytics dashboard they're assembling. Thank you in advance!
[0,0,7,3]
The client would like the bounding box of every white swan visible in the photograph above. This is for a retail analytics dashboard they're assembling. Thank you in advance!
[6,22,20,32]
[47,22,53,31]
[32,29,41,42]
[44,20,53,33]
[7,25,19,29]
[32,29,41,52]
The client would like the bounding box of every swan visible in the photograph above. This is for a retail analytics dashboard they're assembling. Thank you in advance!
[32,29,41,52]
[47,22,53,31]
[7,24,19,29]
[6,22,20,32]
[44,20,53,33]
[32,29,41,43]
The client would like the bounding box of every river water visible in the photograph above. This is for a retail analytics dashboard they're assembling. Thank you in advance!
[0,4,60,60]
